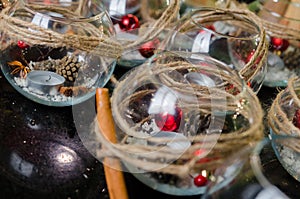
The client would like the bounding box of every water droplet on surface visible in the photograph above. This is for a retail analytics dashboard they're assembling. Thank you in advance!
[83,173,88,179]
[30,119,36,125]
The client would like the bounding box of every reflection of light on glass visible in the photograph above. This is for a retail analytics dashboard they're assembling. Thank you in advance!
[10,152,33,177]
[201,170,207,177]
[148,86,177,114]
[55,146,76,164]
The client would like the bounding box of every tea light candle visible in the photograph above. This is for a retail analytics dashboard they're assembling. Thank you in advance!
[26,70,65,95]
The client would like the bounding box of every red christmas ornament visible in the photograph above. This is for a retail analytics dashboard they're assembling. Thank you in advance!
[293,109,300,129]
[155,107,182,132]
[17,40,29,49]
[199,25,215,33]
[270,37,289,52]
[193,174,207,187]
[118,14,140,31]
[138,39,160,58]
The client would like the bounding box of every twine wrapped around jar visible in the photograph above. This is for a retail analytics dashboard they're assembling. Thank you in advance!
[171,7,268,83]
[0,0,181,59]
[229,0,300,43]
[93,52,264,179]
[0,3,123,59]
[268,77,300,152]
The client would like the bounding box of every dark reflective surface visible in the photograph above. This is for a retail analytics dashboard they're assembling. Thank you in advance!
[0,70,108,199]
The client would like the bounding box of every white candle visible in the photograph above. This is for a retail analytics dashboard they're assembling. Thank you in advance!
[26,70,65,95]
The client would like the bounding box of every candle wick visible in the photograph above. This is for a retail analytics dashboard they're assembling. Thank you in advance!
[46,75,52,82]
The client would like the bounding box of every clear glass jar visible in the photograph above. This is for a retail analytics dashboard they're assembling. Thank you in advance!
[268,77,300,182]
[203,136,299,199]
[249,0,300,87]
[0,0,119,106]
[103,51,264,196]
[161,7,268,93]
[106,0,180,68]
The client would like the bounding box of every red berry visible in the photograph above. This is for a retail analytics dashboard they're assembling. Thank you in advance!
[155,107,182,132]
[193,174,207,187]
[138,39,160,58]
[17,40,29,49]
[271,37,289,52]
[293,109,300,129]
[118,14,140,31]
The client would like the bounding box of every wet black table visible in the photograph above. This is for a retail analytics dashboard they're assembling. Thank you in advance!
[0,68,298,199]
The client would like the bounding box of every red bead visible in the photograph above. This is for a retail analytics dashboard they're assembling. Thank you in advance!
[246,49,262,70]
[293,109,300,129]
[155,107,182,132]
[17,40,29,49]
[138,39,160,58]
[118,14,140,31]
[193,174,207,187]
[271,37,289,52]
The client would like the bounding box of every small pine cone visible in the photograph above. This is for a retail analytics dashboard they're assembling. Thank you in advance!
[57,55,82,82]
[282,48,300,70]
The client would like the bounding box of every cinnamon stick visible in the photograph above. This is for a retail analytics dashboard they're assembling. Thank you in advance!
[96,88,129,199]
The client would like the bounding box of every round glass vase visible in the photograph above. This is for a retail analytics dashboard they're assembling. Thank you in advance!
[268,77,300,182]
[203,136,300,199]
[0,0,120,106]
[90,52,264,196]
[106,0,180,68]
[161,7,268,93]
[248,0,300,87]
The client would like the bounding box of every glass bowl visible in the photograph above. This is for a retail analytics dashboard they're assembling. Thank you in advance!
[0,0,119,106]
[248,0,300,87]
[203,136,299,199]
[161,7,268,94]
[86,51,264,196]
[105,0,180,68]
[268,77,300,182]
